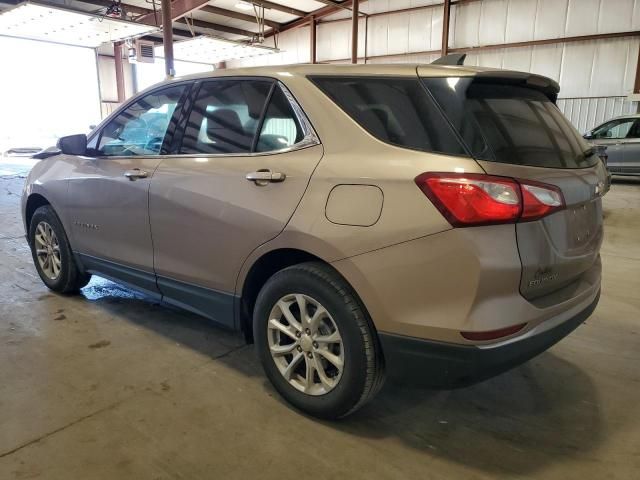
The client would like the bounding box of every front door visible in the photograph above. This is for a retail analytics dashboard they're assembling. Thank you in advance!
[589,117,635,170]
[67,84,188,296]
[621,120,640,174]
[149,79,322,326]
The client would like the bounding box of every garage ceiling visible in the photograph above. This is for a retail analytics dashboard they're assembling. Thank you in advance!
[0,1,159,47]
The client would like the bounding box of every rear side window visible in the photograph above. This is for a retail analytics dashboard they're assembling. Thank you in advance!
[256,86,304,152]
[180,80,272,154]
[310,76,467,156]
[422,77,597,169]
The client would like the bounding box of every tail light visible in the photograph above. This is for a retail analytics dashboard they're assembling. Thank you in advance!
[415,173,565,227]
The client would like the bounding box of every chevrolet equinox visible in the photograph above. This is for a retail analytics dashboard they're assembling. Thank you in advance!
[22,64,605,419]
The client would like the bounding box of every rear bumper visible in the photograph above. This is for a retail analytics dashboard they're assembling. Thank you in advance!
[379,289,600,387]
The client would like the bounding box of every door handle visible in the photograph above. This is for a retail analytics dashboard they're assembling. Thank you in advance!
[124,169,149,180]
[246,169,286,186]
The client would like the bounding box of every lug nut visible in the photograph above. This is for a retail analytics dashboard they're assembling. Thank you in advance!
[307,352,313,358]
[313,342,318,349]
[297,346,302,352]
[305,329,311,335]
[295,331,301,338]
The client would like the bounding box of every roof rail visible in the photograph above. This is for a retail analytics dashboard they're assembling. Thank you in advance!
[431,53,466,66]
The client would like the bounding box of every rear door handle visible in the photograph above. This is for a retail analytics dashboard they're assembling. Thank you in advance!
[246,169,286,186]
[124,169,149,180]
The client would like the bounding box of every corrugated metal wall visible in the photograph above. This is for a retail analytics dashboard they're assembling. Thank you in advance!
[228,0,640,129]
[557,97,638,133]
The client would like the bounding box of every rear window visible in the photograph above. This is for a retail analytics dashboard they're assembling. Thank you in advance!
[422,77,596,169]
[309,76,467,156]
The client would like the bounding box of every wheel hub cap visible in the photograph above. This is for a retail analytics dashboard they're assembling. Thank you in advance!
[267,293,344,396]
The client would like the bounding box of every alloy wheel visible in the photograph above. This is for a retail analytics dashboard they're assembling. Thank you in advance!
[267,293,344,396]
[34,221,62,281]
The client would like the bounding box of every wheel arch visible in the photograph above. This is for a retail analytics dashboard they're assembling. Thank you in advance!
[238,248,322,342]
[25,193,52,243]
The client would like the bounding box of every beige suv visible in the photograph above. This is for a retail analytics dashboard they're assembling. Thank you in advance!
[22,64,605,419]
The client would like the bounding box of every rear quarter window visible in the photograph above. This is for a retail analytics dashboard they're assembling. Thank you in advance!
[309,76,467,157]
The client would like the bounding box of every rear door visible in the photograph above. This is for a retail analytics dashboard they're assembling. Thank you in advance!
[421,73,606,302]
[149,79,322,327]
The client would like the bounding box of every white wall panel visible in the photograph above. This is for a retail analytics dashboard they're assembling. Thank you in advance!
[534,0,569,40]
[502,46,533,72]
[560,41,597,98]
[504,0,537,43]
[634,0,640,28]
[478,0,508,45]
[558,97,638,132]
[408,9,433,53]
[591,39,631,97]
[451,1,480,48]
[388,10,410,54]
[530,43,564,82]
[430,6,443,51]
[565,0,600,37]
[600,0,634,31]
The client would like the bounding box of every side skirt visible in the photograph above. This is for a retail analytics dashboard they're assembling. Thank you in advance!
[77,253,238,330]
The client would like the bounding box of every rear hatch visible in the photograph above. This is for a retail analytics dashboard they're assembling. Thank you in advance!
[421,69,607,302]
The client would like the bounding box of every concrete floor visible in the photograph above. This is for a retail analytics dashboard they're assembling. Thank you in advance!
[1,161,639,480]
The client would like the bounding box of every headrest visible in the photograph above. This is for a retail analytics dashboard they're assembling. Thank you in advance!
[206,109,244,139]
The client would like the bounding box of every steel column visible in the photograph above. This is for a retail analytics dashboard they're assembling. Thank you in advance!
[441,0,451,56]
[310,15,317,64]
[635,44,640,94]
[113,41,125,103]
[161,0,175,77]
[351,0,358,64]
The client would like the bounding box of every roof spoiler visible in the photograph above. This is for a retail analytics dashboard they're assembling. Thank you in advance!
[431,53,466,66]
[474,71,560,102]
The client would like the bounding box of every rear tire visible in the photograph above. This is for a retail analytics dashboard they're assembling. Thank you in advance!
[253,262,384,419]
[29,205,91,294]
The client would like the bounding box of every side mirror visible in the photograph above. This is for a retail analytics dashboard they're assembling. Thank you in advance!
[584,133,594,140]
[57,134,87,156]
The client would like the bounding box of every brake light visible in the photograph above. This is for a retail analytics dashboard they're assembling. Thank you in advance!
[415,173,565,227]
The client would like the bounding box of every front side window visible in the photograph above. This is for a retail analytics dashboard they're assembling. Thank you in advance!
[98,85,186,156]
[180,80,272,154]
[592,119,635,139]
[255,86,304,152]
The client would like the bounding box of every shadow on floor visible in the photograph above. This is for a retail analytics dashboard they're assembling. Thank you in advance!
[74,276,606,476]
[330,352,605,475]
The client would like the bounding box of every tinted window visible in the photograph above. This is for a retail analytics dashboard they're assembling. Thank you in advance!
[592,118,635,139]
[423,77,597,169]
[180,80,272,154]
[256,86,304,152]
[310,76,466,156]
[98,85,185,156]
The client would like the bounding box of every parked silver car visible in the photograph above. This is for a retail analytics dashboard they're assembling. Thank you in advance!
[584,114,640,176]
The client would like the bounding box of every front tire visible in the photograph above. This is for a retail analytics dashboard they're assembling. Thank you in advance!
[254,262,384,419]
[29,205,91,294]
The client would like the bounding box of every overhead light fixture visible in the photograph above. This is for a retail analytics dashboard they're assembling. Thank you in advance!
[235,1,253,11]
[156,36,279,65]
[0,1,159,48]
